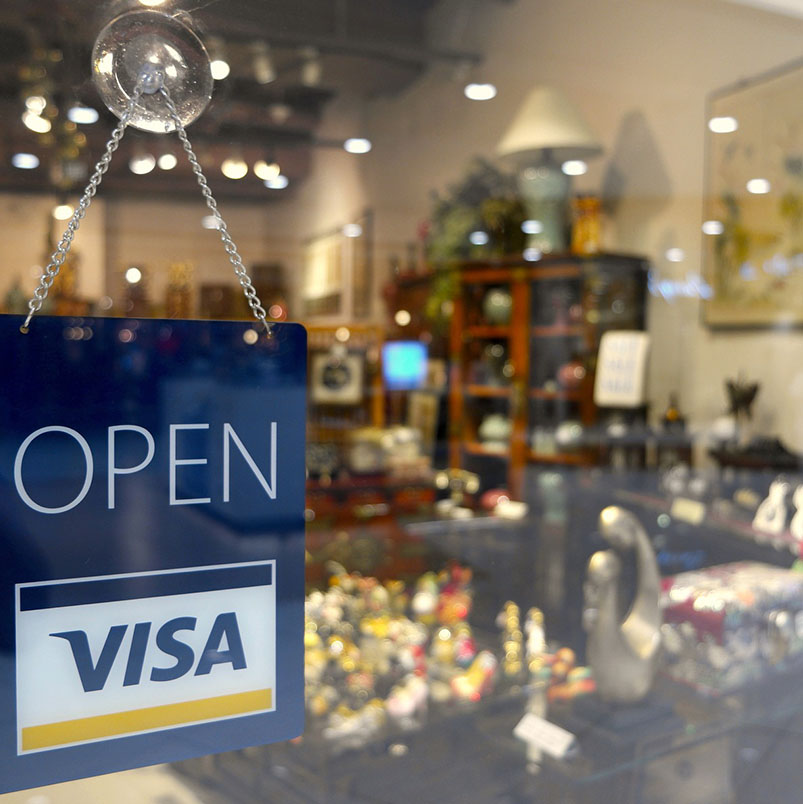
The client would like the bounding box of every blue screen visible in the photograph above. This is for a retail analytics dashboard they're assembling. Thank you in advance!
[382,341,427,390]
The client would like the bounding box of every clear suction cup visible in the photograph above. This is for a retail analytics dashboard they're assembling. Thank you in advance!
[92,9,212,133]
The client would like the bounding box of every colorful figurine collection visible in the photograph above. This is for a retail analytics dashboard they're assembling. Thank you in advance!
[302,565,597,751]
[304,563,487,747]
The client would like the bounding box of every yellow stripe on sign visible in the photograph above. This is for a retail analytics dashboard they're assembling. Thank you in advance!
[21,688,272,751]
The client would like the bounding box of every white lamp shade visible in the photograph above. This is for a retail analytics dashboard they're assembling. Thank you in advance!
[497,86,602,165]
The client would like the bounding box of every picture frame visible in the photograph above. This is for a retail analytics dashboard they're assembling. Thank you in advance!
[703,57,803,327]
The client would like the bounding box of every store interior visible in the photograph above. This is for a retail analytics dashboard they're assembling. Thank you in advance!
[3,0,803,801]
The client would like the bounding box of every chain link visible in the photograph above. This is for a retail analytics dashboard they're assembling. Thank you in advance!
[22,74,272,338]
[158,84,271,336]
[22,84,146,332]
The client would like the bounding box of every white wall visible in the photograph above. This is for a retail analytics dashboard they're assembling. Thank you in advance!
[362,0,803,448]
[0,195,106,302]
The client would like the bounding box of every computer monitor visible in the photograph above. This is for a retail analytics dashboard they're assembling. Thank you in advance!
[382,341,428,390]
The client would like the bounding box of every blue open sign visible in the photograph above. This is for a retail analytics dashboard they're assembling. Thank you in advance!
[0,316,306,793]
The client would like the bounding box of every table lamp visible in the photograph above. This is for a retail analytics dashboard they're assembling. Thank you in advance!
[497,86,602,253]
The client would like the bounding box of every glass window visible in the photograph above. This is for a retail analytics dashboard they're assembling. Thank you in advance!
[2,0,803,801]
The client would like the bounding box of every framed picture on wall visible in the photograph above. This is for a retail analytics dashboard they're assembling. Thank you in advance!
[703,57,803,327]
[302,210,373,321]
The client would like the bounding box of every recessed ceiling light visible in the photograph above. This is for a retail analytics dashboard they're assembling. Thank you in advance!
[708,116,738,134]
[22,111,51,133]
[53,204,74,221]
[67,105,99,125]
[394,310,412,326]
[221,157,248,180]
[157,153,177,170]
[665,248,685,262]
[523,248,542,262]
[25,96,46,114]
[125,267,143,284]
[12,153,39,169]
[344,138,372,154]
[129,154,156,175]
[469,231,489,246]
[254,160,281,181]
[464,83,497,101]
[210,59,230,81]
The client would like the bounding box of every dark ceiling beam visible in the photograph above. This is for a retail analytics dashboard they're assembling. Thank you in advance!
[206,29,482,69]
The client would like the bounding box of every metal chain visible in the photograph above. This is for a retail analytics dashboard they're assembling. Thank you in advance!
[22,72,272,337]
[158,84,271,336]
[22,84,146,332]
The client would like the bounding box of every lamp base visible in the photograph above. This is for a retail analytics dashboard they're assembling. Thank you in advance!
[517,163,570,253]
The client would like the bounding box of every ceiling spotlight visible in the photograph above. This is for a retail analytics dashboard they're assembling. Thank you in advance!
[125,266,143,284]
[562,160,588,176]
[211,59,230,81]
[469,231,489,246]
[157,153,177,170]
[53,204,74,221]
[665,247,685,262]
[22,111,51,134]
[708,116,738,134]
[342,223,363,238]
[464,83,497,101]
[251,42,276,85]
[12,153,39,169]
[344,137,372,154]
[129,153,156,175]
[221,156,248,180]
[254,160,281,181]
[25,95,47,114]
[746,178,771,194]
[394,310,412,327]
[67,105,99,125]
[521,219,543,235]
[264,174,289,190]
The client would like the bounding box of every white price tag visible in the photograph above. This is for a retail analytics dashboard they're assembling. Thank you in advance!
[513,712,577,759]
[670,496,706,525]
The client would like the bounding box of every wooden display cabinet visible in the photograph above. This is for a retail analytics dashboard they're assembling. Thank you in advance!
[447,253,648,498]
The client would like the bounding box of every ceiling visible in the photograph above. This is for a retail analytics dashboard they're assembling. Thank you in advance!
[0,0,485,202]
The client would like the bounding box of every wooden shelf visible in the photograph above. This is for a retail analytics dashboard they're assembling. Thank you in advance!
[448,254,648,498]
[465,325,511,339]
[464,441,510,458]
[528,450,588,465]
[530,388,584,401]
[532,324,585,337]
[466,385,512,398]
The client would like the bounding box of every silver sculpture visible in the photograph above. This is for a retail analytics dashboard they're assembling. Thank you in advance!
[583,506,662,703]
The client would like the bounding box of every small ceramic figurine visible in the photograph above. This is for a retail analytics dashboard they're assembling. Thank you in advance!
[790,486,803,544]
[753,478,790,535]
[583,506,662,703]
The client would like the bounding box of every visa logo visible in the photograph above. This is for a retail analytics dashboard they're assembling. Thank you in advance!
[15,561,276,754]
[52,611,247,693]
